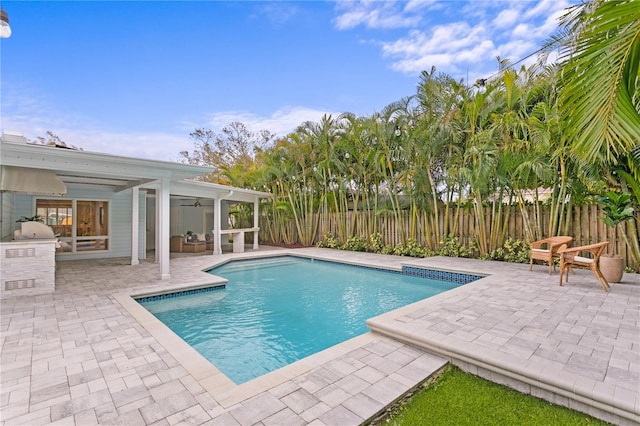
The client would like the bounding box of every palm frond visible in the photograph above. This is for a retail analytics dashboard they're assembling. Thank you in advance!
[559,0,640,165]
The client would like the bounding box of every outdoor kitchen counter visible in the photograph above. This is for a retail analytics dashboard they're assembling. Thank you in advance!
[0,239,57,298]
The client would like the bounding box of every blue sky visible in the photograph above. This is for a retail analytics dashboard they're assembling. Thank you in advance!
[1,0,575,161]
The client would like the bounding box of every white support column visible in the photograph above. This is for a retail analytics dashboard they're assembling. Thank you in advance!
[130,186,140,266]
[220,201,229,244]
[158,178,171,279]
[140,190,147,259]
[213,196,222,255]
[154,194,160,264]
[253,198,259,250]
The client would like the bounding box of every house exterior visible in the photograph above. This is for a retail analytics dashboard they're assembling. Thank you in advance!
[0,132,270,297]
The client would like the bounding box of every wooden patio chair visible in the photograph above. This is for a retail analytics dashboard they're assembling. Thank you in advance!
[558,242,610,292]
[529,236,573,274]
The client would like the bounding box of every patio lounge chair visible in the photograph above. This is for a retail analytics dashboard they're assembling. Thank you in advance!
[558,241,609,292]
[170,235,208,253]
[529,236,573,274]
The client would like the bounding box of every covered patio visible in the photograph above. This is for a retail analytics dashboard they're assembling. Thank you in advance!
[0,133,270,298]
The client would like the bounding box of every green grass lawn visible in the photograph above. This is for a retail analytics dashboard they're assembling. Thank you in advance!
[379,365,609,426]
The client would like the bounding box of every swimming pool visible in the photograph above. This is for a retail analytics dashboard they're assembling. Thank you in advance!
[138,256,478,384]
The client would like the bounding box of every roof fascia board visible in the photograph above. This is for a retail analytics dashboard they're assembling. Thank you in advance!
[171,180,271,203]
[114,178,157,193]
[181,179,271,197]
[170,181,229,199]
[170,180,271,202]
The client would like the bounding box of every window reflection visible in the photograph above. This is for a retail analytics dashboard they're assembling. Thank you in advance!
[36,199,109,253]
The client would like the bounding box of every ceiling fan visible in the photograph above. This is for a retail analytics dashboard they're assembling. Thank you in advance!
[180,199,202,207]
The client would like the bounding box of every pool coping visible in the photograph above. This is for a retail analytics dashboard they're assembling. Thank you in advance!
[113,248,639,424]
[115,251,481,409]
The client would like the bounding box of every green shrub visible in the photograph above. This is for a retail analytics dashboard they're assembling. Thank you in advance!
[341,236,368,252]
[368,233,384,253]
[316,233,340,249]
[487,238,530,263]
[392,243,407,256]
[437,236,471,258]
[381,244,395,255]
[391,239,434,258]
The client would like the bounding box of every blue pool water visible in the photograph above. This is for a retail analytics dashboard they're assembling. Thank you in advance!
[139,256,467,384]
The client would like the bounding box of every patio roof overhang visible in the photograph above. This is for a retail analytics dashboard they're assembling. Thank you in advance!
[170,179,271,203]
[0,138,215,191]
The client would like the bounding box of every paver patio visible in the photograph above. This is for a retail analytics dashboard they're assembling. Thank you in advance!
[1,247,638,425]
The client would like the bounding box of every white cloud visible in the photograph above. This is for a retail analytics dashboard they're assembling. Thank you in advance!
[382,24,495,74]
[492,8,521,29]
[2,86,200,161]
[525,0,569,20]
[456,39,495,64]
[495,40,537,67]
[2,117,193,162]
[205,106,342,138]
[2,104,342,162]
[354,0,576,81]
[403,0,439,13]
[2,82,341,161]
[333,0,422,30]
[72,131,193,162]
[512,23,532,38]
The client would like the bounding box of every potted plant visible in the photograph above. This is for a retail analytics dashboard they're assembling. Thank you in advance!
[185,230,194,242]
[598,191,634,283]
[16,215,44,223]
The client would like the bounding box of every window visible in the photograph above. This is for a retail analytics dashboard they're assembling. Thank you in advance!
[36,199,109,253]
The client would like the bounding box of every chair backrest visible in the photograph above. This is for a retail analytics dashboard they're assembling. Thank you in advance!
[551,236,572,243]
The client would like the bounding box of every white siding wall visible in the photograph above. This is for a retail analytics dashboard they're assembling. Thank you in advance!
[170,202,181,236]
[146,196,155,251]
[169,199,207,236]
[1,192,16,241]
[11,194,33,237]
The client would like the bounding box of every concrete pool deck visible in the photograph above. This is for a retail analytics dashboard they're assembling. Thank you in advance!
[1,247,638,425]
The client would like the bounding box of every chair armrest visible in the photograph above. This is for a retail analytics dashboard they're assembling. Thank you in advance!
[559,242,608,259]
[558,247,577,262]
[530,238,552,249]
[558,246,583,256]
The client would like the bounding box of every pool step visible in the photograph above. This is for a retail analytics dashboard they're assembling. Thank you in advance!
[212,257,300,273]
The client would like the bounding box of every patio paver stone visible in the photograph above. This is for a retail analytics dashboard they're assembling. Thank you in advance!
[1,247,638,425]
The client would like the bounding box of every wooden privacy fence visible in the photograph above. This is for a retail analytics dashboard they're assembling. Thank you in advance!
[260,203,639,267]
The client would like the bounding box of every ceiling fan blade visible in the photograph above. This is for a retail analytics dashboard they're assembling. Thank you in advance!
[180,200,202,207]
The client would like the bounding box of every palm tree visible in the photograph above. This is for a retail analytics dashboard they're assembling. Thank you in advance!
[414,68,467,249]
[558,0,640,167]
[559,0,640,269]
